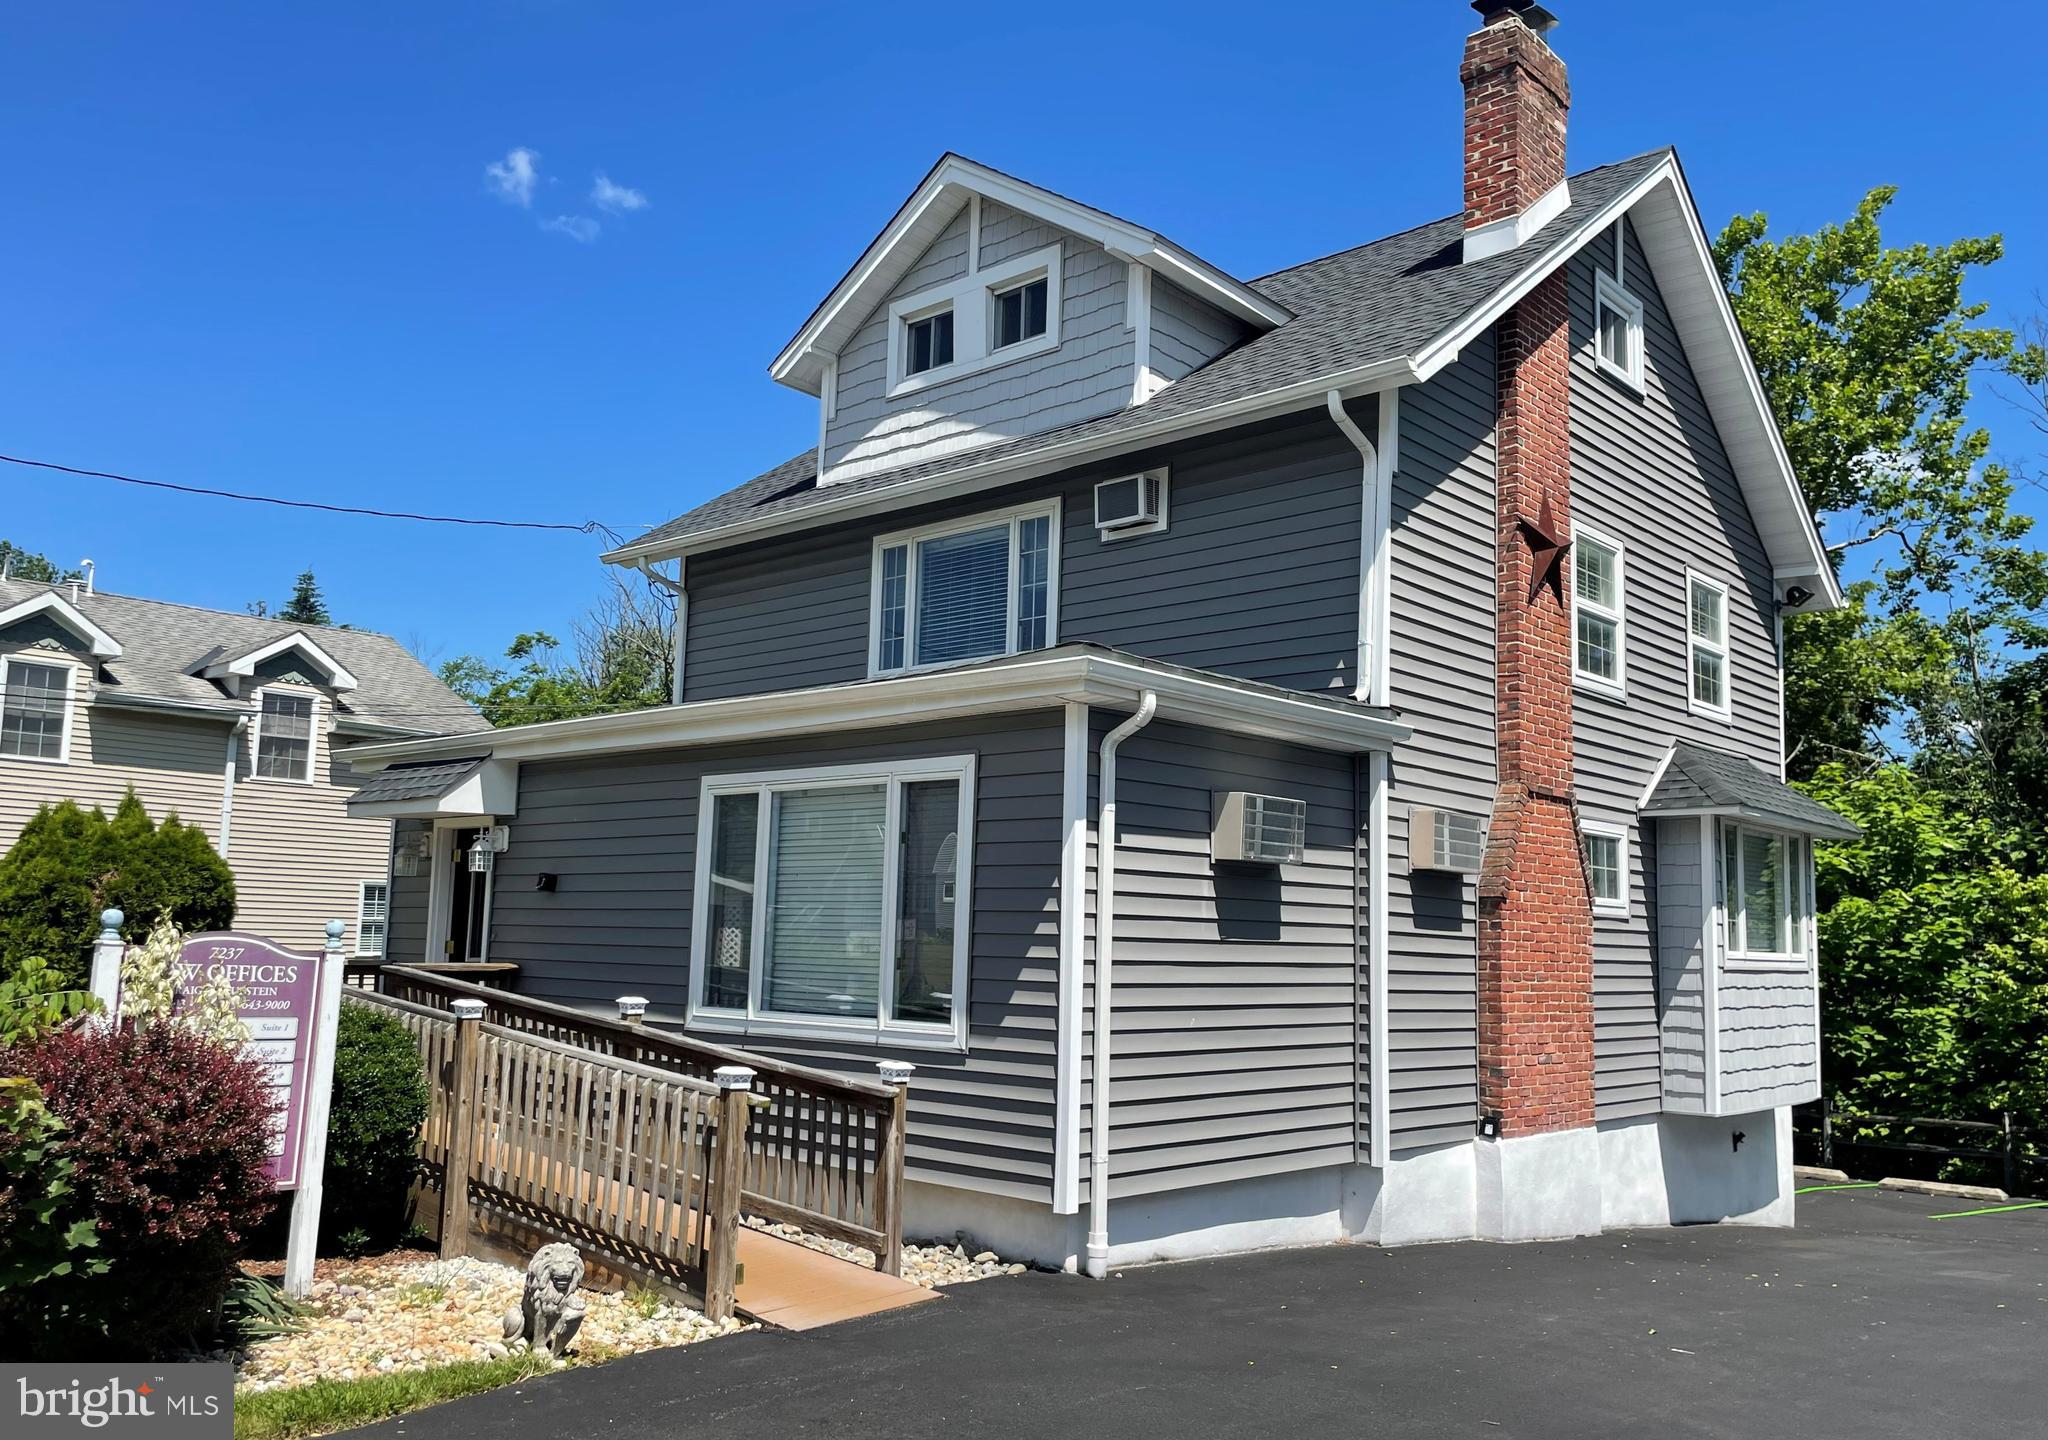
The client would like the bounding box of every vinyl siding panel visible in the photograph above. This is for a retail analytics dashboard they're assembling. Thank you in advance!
[1385,338,1497,1153]
[1655,817,1709,1112]
[824,201,1134,483]
[1568,219,1787,1122]
[1149,278,1251,383]
[386,820,433,964]
[1076,713,1359,1201]
[684,411,1367,702]
[483,713,1066,1203]
[1717,968,1820,1110]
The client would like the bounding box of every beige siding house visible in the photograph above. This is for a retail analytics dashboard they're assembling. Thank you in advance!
[0,577,486,955]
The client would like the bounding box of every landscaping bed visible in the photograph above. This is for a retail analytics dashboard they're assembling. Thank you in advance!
[742,1217,1031,1286]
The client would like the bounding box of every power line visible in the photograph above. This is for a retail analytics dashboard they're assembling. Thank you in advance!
[0,452,624,543]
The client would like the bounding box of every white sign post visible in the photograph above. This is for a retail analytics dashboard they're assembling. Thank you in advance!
[282,920,348,1298]
[88,908,125,1020]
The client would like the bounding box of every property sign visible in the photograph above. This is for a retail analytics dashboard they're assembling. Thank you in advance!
[177,932,325,1189]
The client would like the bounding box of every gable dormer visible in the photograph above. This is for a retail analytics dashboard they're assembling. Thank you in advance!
[198,630,359,698]
[774,155,1286,487]
[0,589,123,660]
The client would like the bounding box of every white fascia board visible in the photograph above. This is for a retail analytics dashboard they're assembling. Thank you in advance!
[600,357,1417,567]
[210,630,361,691]
[0,591,122,658]
[769,154,1288,396]
[347,653,1409,773]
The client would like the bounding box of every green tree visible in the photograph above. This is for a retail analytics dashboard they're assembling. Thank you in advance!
[278,569,332,626]
[0,540,61,584]
[441,573,673,728]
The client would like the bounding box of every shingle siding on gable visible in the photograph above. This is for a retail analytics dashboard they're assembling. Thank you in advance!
[1568,217,1786,1123]
[823,200,1135,484]
[1149,278,1252,383]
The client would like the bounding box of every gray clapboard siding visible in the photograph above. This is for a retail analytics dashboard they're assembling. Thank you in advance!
[1654,817,1709,1110]
[484,714,1066,1203]
[683,411,1367,703]
[1384,337,1498,1154]
[1149,277,1252,383]
[1076,713,1359,1202]
[387,820,433,965]
[824,200,1133,483]
[1717,968,1820,1109]
[1568,218,1786,1122]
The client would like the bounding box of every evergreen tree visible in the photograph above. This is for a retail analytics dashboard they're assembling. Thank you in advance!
[278,569,332,626]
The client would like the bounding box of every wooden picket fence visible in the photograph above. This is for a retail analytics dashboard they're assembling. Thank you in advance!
[365,965,911,1276]
[346,988,752,1319]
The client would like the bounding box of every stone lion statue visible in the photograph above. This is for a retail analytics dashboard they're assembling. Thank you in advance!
[502,1243,587,1356]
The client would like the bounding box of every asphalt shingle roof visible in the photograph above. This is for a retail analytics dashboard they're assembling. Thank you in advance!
[0,578,490,736]
[624,151,1670,554]
[349,756,490,805]
[1640,740,1860,840]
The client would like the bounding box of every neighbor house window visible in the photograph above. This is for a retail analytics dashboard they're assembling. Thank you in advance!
[0,658,70,762]
[691,757,974,1042]
[255,689,315,781]
[904,308,954,376]
[1573,528,1626,693]
[355,881,389,958]
[1688,572,1732,716]
[991,276,1049,349]
[871,501,1059,674]
[1721,823,1810,965]
[1594,273,1644,389]
[1583,822,1628,917]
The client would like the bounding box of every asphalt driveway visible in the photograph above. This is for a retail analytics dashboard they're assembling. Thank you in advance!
[366,1188,2045,1440]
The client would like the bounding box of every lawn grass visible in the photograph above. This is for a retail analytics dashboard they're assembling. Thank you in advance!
[232,1354,556,1440]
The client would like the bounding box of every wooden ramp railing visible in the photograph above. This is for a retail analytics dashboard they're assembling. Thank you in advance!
[368,966,910,1275]
[347,988,752,1319]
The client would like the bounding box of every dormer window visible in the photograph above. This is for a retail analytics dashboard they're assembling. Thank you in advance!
[0,657,72,762]
[991,276,1049,350]
[905,308,955,377]
[254,689,316,782]
[1594,272,1645,390]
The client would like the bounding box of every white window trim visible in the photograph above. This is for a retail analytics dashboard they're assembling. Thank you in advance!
[867,497,1062,677]
[1686,569,1734,720]
[1581,818,1631,918]
[686,754,977,1052]
[885,242,1063,398]
[1572,524,1628,699]
[1594,270,1646,391]
[355,879,390,958]
[0,654,76,765]
[249,685,320,785]
[1718,820,1812,972]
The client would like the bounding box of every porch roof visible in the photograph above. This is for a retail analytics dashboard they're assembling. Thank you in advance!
[1638,740,1860,841]
[346,643,1410,776]
[346,754,516,820]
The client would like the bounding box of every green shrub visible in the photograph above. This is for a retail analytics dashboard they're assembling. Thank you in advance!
[322,1004,429,1251]
[0,1076,105,1294]
[0,791,236,987]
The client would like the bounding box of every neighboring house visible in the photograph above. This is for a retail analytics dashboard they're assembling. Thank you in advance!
[347,3,1856,1269]
[0,575,487,956]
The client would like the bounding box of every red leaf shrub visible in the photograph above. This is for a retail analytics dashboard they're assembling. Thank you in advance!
[5,1021,277,1356]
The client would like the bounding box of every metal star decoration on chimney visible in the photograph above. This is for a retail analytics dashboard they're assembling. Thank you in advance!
[1519,493,1571,604]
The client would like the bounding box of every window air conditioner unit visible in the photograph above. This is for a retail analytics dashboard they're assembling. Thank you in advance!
[1094,469,1167,537]
[1410,808,1486,873]
[1212,791,1307,866]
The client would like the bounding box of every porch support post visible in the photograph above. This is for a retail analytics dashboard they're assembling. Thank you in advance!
[704,1065,756,1322]
[874,1061,914,1277]
[438,998,486,1259]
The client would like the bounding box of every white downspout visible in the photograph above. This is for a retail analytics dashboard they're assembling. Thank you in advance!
[1085,690,1157,1279]
[1327,390,1387,705]
[219,715,248,856]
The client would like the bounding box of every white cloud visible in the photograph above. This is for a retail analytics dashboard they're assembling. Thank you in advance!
[485,147,540,207]
[590,173,648,214]
[541,214,600,244]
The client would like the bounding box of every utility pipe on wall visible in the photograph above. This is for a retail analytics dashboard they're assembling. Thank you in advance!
[218,714,249,856]
[1085,690,1158,1279]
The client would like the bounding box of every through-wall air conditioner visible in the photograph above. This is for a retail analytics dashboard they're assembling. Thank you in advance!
[1212,791,1307,866]
[1094,469,1168,538]
[1410,807,1486,873]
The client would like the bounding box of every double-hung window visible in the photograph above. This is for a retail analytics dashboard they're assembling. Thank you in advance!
[1573,527,1626,694]
[1582,820,1629,918]
[1720,823,1811,968]
[1594,272,1645,389]
[356,881,390,957]
[691,756,974,1045]
[255,689,315,781]
[0,657,71,762]
[1687,572,1732,717]
[872,501,1058,674]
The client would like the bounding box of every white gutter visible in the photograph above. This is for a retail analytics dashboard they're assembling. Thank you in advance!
[1085,690,1156,1279]
[218,715,249,855]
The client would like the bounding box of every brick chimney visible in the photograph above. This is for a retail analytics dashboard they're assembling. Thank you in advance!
[1461,2,1571,262]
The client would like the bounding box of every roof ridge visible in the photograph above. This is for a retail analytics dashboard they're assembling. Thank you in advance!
[0,579,408,646]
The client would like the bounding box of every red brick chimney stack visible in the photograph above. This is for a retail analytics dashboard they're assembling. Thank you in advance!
[1461,2,1571,262]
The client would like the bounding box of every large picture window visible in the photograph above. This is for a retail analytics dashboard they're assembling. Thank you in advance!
[691,756,974,1045]
[1720,822,1811,966]
[871,502,1059,674]
[0,657,71,762]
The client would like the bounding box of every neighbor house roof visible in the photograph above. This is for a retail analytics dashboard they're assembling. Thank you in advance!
[0,578,489,737]
[1638,740,1859,840]
[605,149,1838,610]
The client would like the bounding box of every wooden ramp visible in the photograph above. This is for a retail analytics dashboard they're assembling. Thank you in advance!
[734,1225,939,1329]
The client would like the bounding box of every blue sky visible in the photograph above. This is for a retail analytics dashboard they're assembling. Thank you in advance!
[2,0,2040,672]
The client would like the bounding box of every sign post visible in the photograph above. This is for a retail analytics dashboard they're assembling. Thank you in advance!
[284,922,347,1297]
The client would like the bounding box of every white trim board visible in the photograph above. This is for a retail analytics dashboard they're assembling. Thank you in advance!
[0,590,122,657]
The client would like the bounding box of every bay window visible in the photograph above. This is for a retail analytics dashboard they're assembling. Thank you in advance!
[691,756,974,1044]
[870,501,1059,674]
[1720,822,1811,967]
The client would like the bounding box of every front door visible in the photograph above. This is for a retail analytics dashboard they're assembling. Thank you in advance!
[445,827,489,961]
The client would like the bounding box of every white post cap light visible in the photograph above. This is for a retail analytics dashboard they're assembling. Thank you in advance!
[877,1060,917,1088]
[451,998,487,1020]
[714,1065,756,1091]
[616,995,650,1021]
